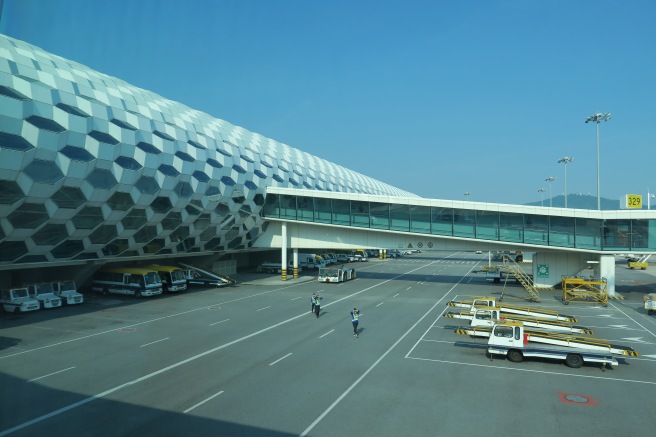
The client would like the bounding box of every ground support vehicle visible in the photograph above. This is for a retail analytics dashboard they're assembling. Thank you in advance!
[1,288,40,313]
[298,253,327,270]
[444,306,592,334]
[354,254,368,262]
[485,267,518,284]
[142,265,187,292]
[336,253,357,263]
[455,321,638,361]
[447,297,577,322]
[26,283,62,309]
[321,253,337,265]
[561,276,608,306]
[91,267,163,297]
[628,258,649,270]
[645,293,656,315]
[51,280,84,305]
[179,263,235,287]
[318,267,356,283]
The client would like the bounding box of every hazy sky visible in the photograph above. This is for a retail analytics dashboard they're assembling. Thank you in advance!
[2,0,655,204]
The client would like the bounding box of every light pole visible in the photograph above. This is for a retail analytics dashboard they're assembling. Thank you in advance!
[557,156,573,208]
[464,192,471,201]
[538,188,546,207]
[585,112,611,210]
[545,177,557,207]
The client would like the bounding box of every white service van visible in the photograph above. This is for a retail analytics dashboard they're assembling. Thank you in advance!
[26,282,62,309]
[1,288,40,313]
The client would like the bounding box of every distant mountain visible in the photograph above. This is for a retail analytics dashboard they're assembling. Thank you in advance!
[525,194,620,210]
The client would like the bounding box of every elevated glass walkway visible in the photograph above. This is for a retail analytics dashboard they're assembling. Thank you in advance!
[262,188,656,252]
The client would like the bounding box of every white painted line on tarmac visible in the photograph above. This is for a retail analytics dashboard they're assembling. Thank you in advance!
[406,287,412,290]
[183,390,224,414]
[319,329,334,339]
[256,306,271,311]
[405,356,656,385]
[609,300,656,340]
[140,338,169,348]
[291,296,303,300]
[28,367,76,382]
[0,281,310,361]
[209,319,230,326]
[0,262,435,437]
[376,302,384,307]
[269,353,292,366]
[393,294,399,298]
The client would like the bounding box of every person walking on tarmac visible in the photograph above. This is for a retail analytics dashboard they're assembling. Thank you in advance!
[313,294,323,318]
[310,293,316,314]
[351,308,362,337]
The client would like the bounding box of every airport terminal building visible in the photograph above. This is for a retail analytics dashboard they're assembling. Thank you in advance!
[0,34,414,285]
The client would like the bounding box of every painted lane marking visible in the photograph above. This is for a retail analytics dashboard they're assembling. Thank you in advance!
[621,337,650,343]
[183,390,224,414]
[319,329,335,339]
[140,338,169,348]
[291,297,303,301]
[393,294,399,298]
[376,302,384,307]
[209,319,230,326]
[609,325,629,329]
[256,306,271,312]
[269,353,292,366]
[28,367,75,382]
[406,287,412,291]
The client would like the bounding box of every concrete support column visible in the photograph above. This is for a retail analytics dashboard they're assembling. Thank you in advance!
[383,249,387,259]
[599,254,616,297]
[281,221,288,281]
[293,248,298,279]
[379,249,383,260]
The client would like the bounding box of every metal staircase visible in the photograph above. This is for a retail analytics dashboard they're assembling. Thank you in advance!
[499,258,541,303]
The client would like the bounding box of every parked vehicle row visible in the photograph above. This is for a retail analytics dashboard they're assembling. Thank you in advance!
[1,280,83,313]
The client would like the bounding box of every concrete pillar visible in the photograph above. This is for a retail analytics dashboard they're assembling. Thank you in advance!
[293,248,298,279]
[383,249,387,259]
[379,249,383,260]
[281,221,288,281]
[599,254,616,297]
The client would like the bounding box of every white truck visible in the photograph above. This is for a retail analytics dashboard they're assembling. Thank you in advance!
[51,280,84,305]
[298,253,327,270]
[318,267,356,283]
[26,282,62,309]
[645,293,656,315]
[447,297,577,322]
[455,321,638,368]
[444,306,593,335]
[1,288,40,313]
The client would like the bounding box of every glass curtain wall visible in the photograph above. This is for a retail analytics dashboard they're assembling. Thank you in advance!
[351,201,370,228]
[475,211,499,240]
[410,205,431,234]
[370,202,390,230]
[431,207,453,236]
[499,212,523,242]
[575,218,602,250]
[453,208,475,238]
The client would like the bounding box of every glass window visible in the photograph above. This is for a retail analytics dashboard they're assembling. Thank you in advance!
[351,201,370,228]
[499,213,523,243]
[549,216,575,248]
[150,197,173,214]
[143,238,165,253]
[135,176,159,194]
[632,219,656,250]
[332,199,350,226]
[207,158,222,168]
[603,220,631,250]
[187,140,206,150]
[476,211,499,241]
[153,130,175,141]
[193,214,212,231]
[0,241,28,262]
[89,225,118,244]
[410,205,430,234]
[24,159,64,184]
[575,218,602,250]
[72,206,104,229]
[280,195,297,220]
[115,156,142,170]
[86,169,117,189]
[107,192,134,211]
[0,131,34,151]
[88,130,119,145]
[26,115,65,132]
[232,165,247,174]
[7,203,49,229]
[110,118,137,131]
[0,180,23,204]
[158,164,179,177]
[390,204,410,232]
[136,141,161,154]
[121,209,147,229]
[161,212,182,230]
[221,176,235,186]
[134,226,158,243]
[51,240,84,258]
[453,209,475,238]
[245,180,257,190]
[315,197,332,224]
[524,214,548,245]
[102,239,129,256]
[60,145,94,161]
[431,208,453,236]
[31,224,69,245]
[52,186,86,208]
[262,194,280,217]
[297,196,314,221]
[370,203,390,230]
[56,103,89,117]
[193,171,210,182]
[175,151,194,162]
[174,182,193,198]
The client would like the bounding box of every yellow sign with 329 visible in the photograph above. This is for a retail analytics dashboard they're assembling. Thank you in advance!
[625,194,642,209]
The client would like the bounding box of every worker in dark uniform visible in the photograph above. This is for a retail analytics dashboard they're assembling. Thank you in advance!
[310,293,316,314]
[314,294,323,318]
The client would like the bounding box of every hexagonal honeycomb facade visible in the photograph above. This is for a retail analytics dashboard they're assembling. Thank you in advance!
[0,34,416,266]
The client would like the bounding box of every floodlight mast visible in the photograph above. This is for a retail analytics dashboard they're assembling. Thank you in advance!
[585,112,611,210]
[557,156,573,208]
[545,177,557,207]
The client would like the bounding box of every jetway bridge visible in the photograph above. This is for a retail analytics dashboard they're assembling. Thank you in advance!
[256,188,656,297]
